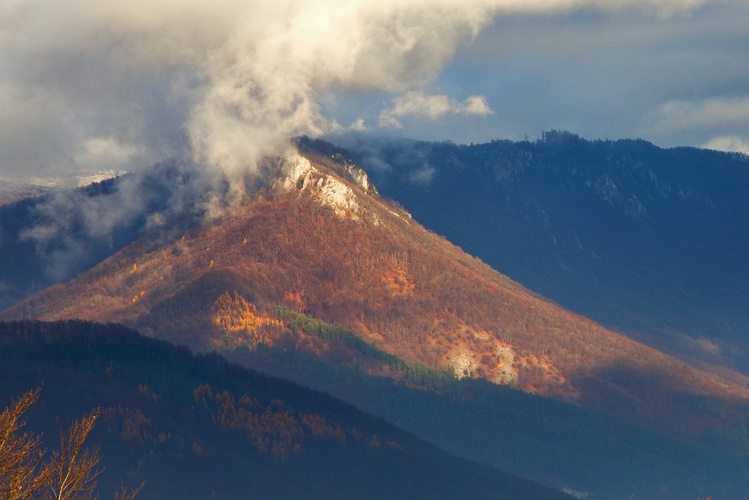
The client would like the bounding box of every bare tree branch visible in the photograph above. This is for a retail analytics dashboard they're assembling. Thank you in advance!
[44,408,103,500]
[0,387,50,500]
[2,389,135,500]
[114,482,144,500]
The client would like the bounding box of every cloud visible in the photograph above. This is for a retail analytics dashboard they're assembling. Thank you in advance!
[379,92,493,128]
[0,0,716,180]
[18,161,204,282]
[0,83,74,173]
[651,96,749,131]
[702,135,749,155]
[74,137,141,171]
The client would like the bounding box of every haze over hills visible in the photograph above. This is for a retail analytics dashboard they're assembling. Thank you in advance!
[0,162,199,311]
[0,181,49,207]
[335,131,749,372]
[3,140,749,497]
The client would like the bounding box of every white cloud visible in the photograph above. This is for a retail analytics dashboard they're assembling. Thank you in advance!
[408,164,437,185]
[0,83,73,173]
[702,135,749,155]
[651,96,749,131]
[73,137,141,170]
[464,95,493,115]
[379,92,493,128]
[0,0,719,178]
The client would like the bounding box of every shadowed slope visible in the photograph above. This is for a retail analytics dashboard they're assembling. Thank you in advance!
[4,149,749,440]
[0,320,569,500]
[336,133,749,373]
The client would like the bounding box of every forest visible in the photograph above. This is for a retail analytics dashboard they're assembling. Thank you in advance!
[0,319,568,499]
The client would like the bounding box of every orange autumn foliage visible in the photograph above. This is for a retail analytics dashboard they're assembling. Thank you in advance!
[8,151,749,438]
[213,291,283,347]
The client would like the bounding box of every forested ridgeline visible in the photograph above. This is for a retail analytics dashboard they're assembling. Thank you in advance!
[229,342,749,500]
[0,320,568,500]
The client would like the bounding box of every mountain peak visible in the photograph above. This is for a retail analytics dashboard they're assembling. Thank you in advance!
[280,154,376,223]
[4,143,749,439]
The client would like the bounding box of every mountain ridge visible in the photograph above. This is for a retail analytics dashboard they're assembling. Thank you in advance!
[335,132,749,371]
[4,146,749,439]
[1,319,571,500]
[3,140,749,497]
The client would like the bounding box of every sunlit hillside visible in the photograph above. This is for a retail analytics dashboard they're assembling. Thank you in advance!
[337,132,749,375]
[6,146,749,441]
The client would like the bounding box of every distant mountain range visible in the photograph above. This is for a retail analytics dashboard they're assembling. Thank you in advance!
[2,137,749,498]
[0,170,125,205]
[334,131,749,372]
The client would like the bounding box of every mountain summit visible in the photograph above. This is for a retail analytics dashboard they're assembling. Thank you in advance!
[5,141,749,441]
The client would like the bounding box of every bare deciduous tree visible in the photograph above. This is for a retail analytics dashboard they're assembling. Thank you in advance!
[0,388,140,500]
[0,387,50,500]
[44,408,102,500]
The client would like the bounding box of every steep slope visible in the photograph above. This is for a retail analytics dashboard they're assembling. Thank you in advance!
[229,345,749,500]
[0,162,199,312]
[334,132,749,372]
[0,320,568,500]
[5,147,749,440]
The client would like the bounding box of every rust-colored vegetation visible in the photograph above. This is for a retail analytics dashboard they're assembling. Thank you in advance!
[6,153,749,437]
[192,383,383,460]
[0,388,140,500]
[213,291,282,348]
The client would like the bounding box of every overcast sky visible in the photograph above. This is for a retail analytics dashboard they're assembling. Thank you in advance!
[1,0,747,178]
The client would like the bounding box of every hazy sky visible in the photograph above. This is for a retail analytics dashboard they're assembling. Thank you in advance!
[1,0,747,177]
